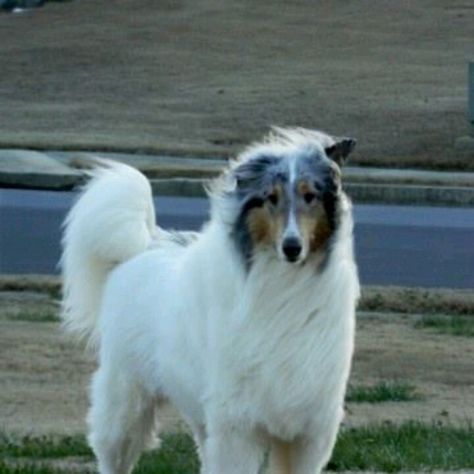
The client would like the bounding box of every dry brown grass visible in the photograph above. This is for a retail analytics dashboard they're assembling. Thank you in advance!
[0,0,473,169]
[1,290,473,438]
[360,286,474,316]
[2,275,474,316]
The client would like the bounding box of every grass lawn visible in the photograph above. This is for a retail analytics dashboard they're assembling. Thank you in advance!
[329,421,474,472]
[1,422,473,473]
[346,381,421,403]
[415,314,474,337]
[7,311,59,323]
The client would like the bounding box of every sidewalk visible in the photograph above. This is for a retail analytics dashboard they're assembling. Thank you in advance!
[1,149,474,206]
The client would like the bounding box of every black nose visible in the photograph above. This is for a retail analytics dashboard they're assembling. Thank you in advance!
[282,237,302,262]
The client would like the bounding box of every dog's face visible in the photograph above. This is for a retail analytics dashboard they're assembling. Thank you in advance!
[230,131,355,266]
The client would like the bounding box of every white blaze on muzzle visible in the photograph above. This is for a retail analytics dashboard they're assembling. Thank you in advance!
[279,207,307,263]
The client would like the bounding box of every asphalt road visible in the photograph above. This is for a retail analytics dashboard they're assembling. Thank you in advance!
[1,188,473,289]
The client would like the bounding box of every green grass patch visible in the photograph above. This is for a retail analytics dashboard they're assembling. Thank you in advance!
[134,434,198,474]
[7,311,59,323]
[0,461,60,474]
[328,421,474,472]
[0,433,198,474]
[0,460,66,474]
[346,381,421,403]
[1,423,473,472]
[0,434,91,459]
[415,315,474,336]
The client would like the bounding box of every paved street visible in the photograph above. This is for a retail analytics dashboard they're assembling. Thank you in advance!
[1,188,473,288]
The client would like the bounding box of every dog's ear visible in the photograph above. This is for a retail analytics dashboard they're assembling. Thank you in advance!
[325,138,356,166]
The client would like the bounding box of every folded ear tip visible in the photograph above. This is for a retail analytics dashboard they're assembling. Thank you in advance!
[342,138,356,156]
[324,136,357,164]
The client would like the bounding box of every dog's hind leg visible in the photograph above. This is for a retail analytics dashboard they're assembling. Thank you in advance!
[87,364,160,474]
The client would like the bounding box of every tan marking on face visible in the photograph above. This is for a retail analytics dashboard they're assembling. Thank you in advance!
[310,213,332,252]
[299,208,333,254]
[246,181,286,249]
[246,206,286,248]
[297,180,313,197]
[245,208,272,245]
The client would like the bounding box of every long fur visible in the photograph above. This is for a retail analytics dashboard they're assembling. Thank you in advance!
[61,128,359,474]
[61,160,157,347]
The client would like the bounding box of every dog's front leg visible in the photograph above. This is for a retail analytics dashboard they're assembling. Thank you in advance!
[205,422,265,474]
[290,433,337,474]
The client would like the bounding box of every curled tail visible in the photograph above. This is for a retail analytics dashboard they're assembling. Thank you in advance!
[61,159,156,347]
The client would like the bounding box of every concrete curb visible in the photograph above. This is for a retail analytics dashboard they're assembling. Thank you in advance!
[344,182,474,207]
[0,150,81,189]
[1,149,474,206]
[150,178,474,206]
[1,274,473,316]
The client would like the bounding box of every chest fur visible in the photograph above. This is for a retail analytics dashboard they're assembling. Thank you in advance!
[216,271,355,435]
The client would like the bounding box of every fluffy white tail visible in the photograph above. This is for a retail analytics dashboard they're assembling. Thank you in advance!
[61,160,156,347]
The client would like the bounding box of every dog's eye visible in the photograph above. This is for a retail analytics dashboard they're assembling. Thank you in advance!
[267,193,279,206]
[303,192,317,204]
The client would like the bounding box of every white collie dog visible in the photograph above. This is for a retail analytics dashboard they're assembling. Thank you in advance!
[61,127,359,474]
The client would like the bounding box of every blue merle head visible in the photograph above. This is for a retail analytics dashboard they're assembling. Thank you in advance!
[212,127,355,267]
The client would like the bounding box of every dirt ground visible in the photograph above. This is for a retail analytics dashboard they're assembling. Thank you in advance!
[0,291,473,437]
[0,0,473,170]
